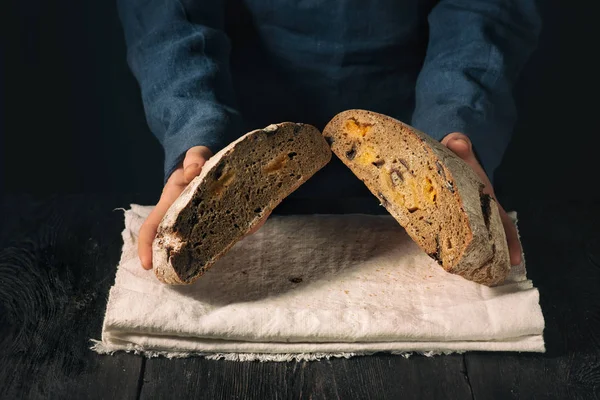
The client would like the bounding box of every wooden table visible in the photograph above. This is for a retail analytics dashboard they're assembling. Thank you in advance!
[1,194,599,399]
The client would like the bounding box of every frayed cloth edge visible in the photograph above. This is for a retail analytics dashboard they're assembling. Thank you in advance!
[89,340,459,362]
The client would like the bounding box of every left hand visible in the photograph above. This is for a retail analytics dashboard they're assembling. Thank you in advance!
[441,132,522,266]
[138,146,213,270]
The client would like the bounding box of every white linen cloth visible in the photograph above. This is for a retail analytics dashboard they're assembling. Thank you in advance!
[91,205,545,361]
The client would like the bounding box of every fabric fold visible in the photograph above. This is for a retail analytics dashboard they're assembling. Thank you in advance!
[92,205,545,361]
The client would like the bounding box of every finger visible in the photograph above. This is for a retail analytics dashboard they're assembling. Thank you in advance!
[165,168,188,190]
[138,192,185,269]
[139,148,213,270]
[442,133,495,195]
[442,133,521,265]
[183,163,202,183]
[139,170,189,269]
[499,207,523,266]
[138,207,163,270]
[182,146,212,184]
[184,146,212,169]
[443,134,477,164]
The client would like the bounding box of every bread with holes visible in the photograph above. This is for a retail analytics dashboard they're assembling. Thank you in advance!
[322,110,510,286]
[153,122,332,284]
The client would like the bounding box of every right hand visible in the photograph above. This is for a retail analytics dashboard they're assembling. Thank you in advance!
[138,146,213,270]
[441,133,522,266]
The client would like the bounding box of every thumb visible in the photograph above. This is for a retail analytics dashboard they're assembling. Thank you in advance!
[183,163,202,183]
[183,146,213,183]
[442,133,474,161]
[184,146,213,168]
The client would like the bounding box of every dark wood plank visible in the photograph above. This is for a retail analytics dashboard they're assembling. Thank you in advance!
[329,354,472,400]
[0,195,144,400]
[466,202,600,400]
[141,353,472,399]
[4,195,599,399]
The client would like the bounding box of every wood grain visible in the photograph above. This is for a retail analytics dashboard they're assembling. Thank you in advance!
[141,354,472,400]
[0,195,143,399]
[466,201,600,400]
[2,195,600,399]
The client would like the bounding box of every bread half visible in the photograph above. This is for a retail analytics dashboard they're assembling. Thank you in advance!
[322,110,510,286]
[153,123,332,284]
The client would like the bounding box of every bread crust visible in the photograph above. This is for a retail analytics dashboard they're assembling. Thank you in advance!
[323,110,510,286]
[153,123,332,284]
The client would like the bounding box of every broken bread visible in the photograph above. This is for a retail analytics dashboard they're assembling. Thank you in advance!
[153,123,332,284]
[322,110,510,286]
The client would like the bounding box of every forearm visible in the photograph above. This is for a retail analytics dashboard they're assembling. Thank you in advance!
[411,0,541,179]
[117,0,242,181]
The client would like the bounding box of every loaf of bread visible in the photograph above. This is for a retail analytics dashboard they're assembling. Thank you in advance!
[153,123,332,284]
[322,110,510,286]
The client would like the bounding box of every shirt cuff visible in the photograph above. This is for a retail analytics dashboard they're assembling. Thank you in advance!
[162,108,243,184]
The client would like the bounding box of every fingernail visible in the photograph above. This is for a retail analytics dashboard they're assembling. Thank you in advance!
[452,137,469,145]
[454,137,473,151]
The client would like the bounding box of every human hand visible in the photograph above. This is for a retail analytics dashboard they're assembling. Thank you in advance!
[138,146,213,270]
[441,132,522,266]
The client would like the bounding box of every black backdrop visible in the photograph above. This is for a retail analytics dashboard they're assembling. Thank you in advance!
[2,1,598,207]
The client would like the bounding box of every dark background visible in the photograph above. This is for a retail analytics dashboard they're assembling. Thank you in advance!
[2,0,599,207]
[2,3,600,398]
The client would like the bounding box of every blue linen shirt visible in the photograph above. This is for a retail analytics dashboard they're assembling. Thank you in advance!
[117,0,540,198]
